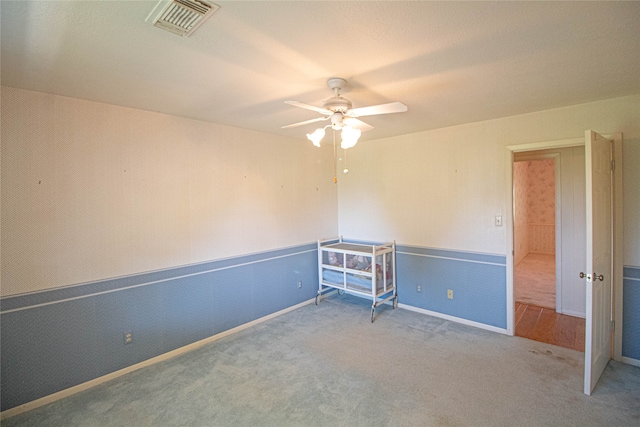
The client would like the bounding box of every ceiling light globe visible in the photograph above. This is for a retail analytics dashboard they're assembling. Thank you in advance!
[306,128,325,147]
[340,126,361,149]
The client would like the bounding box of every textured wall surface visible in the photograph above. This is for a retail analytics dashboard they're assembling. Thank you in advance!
[337,95,639,349]
[2,89,639,412]
[1,87,338,296]
[397,246,506,329]
[1,244,319,410]
[337,95,639,265]
[623,267,640,361]
[527,159,555,254]
[527,159,555,225]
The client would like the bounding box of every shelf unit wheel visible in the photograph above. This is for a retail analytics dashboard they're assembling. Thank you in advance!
[315,294,320,306]
[393,296,398,309]
[338,289,344,295]
[371,307,375,323]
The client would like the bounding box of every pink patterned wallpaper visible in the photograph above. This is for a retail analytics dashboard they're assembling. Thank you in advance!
[527,159,555,224]
[514,158,556,262]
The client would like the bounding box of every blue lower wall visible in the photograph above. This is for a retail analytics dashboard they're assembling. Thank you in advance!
[3,241,636,412]
[0,244,318,411]
[623,266,640,361]
[396,245,507,329]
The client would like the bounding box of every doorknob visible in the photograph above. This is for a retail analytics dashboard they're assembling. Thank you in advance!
[579,272,604,281]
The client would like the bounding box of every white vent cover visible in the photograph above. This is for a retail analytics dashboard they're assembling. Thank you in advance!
[146,0,220,37]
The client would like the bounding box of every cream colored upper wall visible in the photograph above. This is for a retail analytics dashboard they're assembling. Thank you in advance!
[3,89,638,297]
[513,161,529,264]
[337,95,640,264]
[0,87,338,296]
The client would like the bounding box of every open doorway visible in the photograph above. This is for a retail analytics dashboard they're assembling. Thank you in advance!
[507,133,624,394]
[512,150,585,352]
[513,157,556,308]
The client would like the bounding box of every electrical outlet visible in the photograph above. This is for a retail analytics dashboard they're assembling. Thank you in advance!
[416,285,422,293]
[124,331,133,345]
[495,215,503,226]
[298,281,302,289]
[447,289,454,299]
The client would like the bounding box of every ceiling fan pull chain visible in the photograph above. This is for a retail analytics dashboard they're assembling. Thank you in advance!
[343,148,349,174]
[333,130,337,184]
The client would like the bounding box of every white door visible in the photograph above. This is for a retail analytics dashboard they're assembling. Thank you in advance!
[583,130,613,395]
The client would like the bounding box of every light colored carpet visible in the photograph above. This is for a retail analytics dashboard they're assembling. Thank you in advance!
[3,294,639,426]
[515,253,556,309]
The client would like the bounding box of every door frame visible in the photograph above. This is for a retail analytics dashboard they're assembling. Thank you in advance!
[504,133,623,361]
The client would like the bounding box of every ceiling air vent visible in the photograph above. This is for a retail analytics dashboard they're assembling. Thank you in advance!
[146,0,220,37]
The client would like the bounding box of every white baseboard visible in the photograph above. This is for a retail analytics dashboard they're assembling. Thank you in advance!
[561,309,586,319]
[398,303,509,335]
[0,297,317,421]
[621,356,640,368]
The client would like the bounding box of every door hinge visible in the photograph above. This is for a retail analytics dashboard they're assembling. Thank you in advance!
[611,159,615,171]
[611,320,615,331]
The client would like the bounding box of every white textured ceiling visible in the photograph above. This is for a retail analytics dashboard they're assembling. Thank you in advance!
[2,1,639,142]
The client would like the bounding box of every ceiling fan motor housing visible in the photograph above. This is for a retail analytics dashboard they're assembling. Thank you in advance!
[322,96,352,113]
[330,112,344,130]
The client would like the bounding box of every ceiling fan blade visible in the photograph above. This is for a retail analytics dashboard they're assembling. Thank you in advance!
[281,116,329,129]
[346,102,408,117]
[284,101,332,115]
[343,118,374,132]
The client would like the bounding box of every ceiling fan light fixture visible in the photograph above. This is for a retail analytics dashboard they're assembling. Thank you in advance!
[284,78,406,153]
[307,127,326,147]
[340,126,361,149]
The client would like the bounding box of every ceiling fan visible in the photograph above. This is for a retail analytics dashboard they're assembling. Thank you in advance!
[282,78,407,149]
